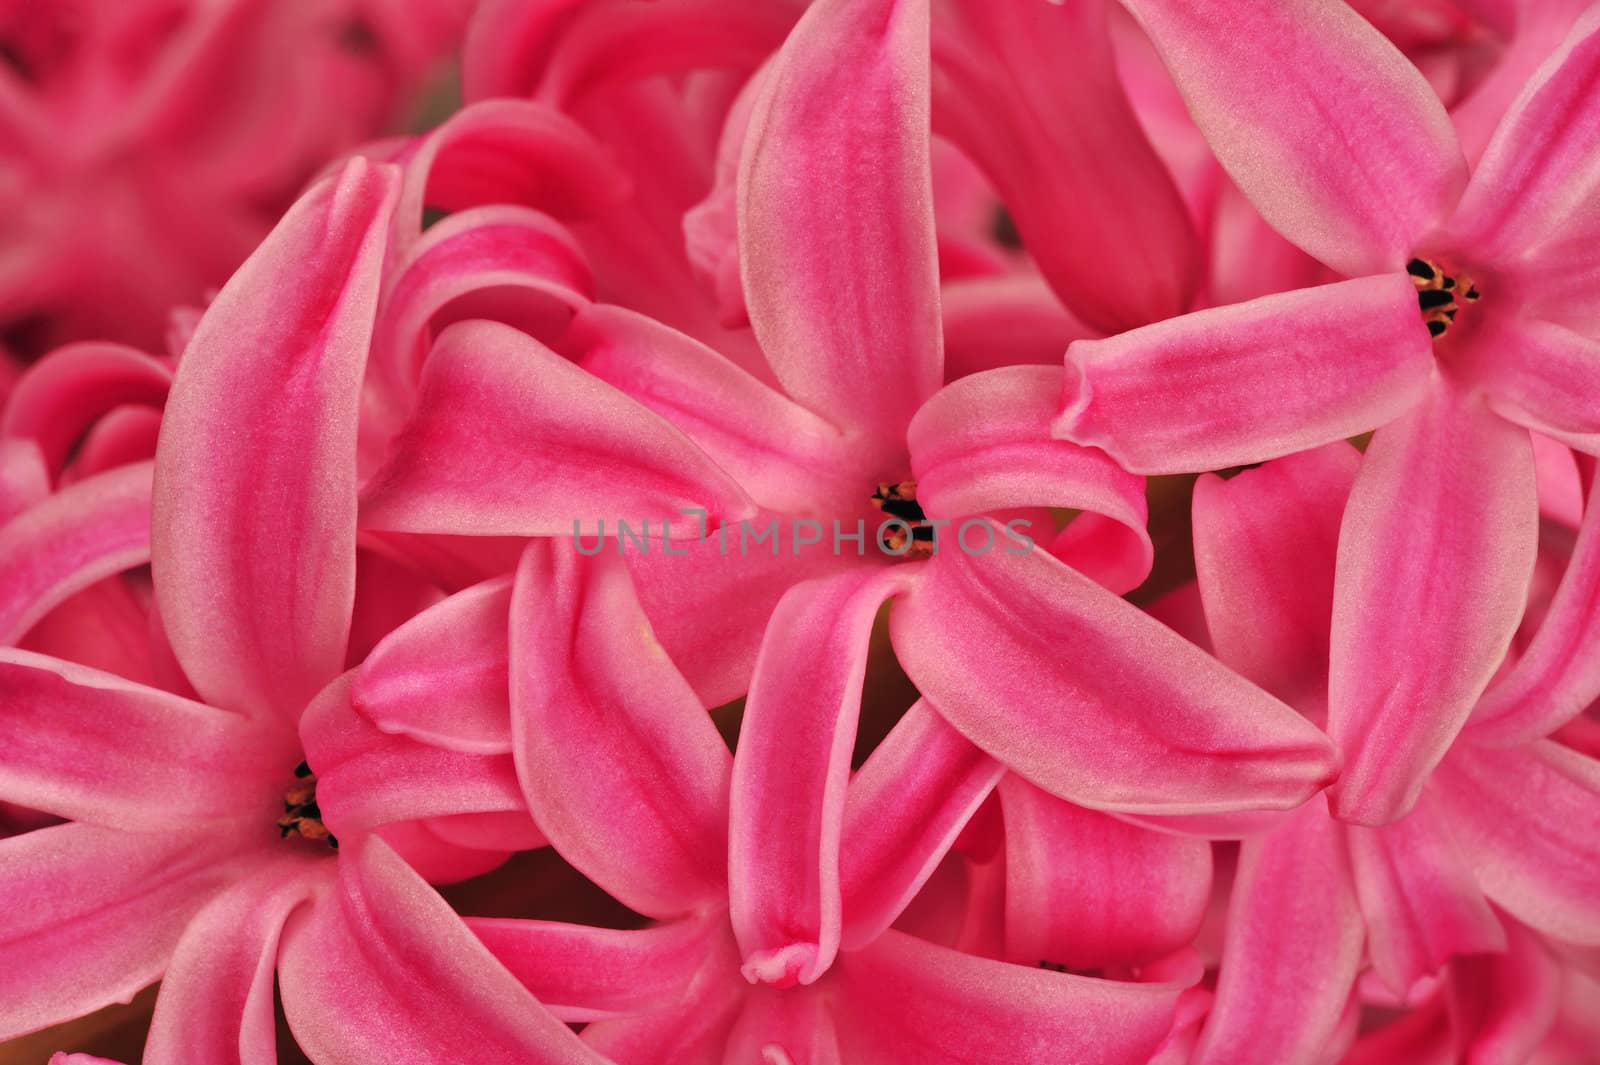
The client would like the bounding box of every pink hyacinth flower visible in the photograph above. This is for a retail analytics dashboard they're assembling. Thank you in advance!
[360,0,1337,830]
[1185,442,1600,1064]
[0,159,603,1064]
[431,540,1197,1064]
[1055,0,1600,823]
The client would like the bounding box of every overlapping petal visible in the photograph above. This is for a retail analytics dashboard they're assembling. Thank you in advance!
[740,0,942,439]
[892,545,1338,813]
[1329,380,1538,823]
[153,159,400,720]
[360,319,756,538]
[1119,0,1467,276]
[511,541,732,919]
[1056,276,1435,473]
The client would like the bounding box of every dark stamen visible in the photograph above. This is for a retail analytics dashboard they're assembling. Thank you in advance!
[1417,289,1455,310]
[1405,258,1437,280]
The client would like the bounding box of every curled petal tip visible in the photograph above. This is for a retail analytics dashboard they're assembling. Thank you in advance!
[1051,355,1093,442]
[740,942,822,989]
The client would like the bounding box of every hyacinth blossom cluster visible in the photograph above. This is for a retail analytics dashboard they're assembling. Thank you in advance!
[2,0,1599,1063]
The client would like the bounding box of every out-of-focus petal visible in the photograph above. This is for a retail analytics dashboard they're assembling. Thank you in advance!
[0,343,171,481]
[1192,443,1360,703]
[840,701,1002,950]
[0,440,48,524]
[1329,380,1538,824]
[470,915,720,1023]
[512,542,732,919]
[391,99,630,246]
[891,546,1338,814]
[740,0,942,440]
[1449,6,1600,260]
[1346,789,1506,998]
[1447,920,1562,1065]
[353,578,513,755]
[278,836,607,1064]
[835,929,1184,1065]
[0,823,243,1041]
[0,462,151,645]
[730,567,910,987]
[724,985,842,1065]
[939,276,1094,381]
[0,651,289,828]
[567,305,860,516]
[1472,456,1600,743]
[1432,740,1600,945]
[909,365,1151,580]
[360,319,756,538]
[934,0,1199,331]
[998,778,1212,972]
[1055,276,1434,473]
[153,160,400,719]
[1118,0,1466,276]
[143,859,323,1065]
[1192,800,1363,1065]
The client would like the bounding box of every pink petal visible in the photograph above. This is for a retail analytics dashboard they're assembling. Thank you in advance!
[0,462,151,645]
[470,915,720,1023]
[528,0,802,107]
[891,545,1338,813]
[1449,6,1600,261]
[939,276,1094,381]
[0,342,171,482]
[933,0,1200,331]
[1056,276,1435,473]
[372,205,593,407]
[1432,740,1600,945]
[0,439,48,524]
[1192,443,1360,703]
[567,305,861,516]
[62,407,164,484]
[511,541,732,919]
[1345,788,1506,998]
[724,985,842,1065]
[153,159,400,719]
[353,577,514,755]
[1473,315,1600,456]
[360,319,756,538]
[627,535,862,708]
[1448,920,1563,1065]
[730,567,910,986]
[835,929,1184,1065]
[0,651,289,828]
[143,859,324,1065]
[739,0,942,440]
[839,700,1003,951]
[1192,800,1363,1065]
[1472,455,1600,744]
[300,673,525,838]
[1118,0,1466,276]
[278,836,607,1064]
[998,777,1212,972]
[1328,380,1538,823]
[0,823,242,1041]
[392,99,630,247]
[909,365,1151,578]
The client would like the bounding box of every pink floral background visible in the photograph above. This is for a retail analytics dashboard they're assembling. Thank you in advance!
[1,0,1597,1063]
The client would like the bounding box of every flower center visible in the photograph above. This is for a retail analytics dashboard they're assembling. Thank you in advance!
[278,761,338,850]
[1407,257,1480,339]
[870,481,935,559]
